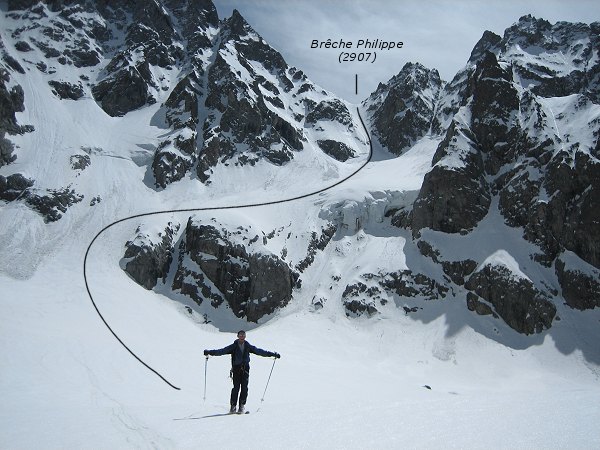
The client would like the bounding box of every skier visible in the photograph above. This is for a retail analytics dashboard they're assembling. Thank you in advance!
[204,330,280,414]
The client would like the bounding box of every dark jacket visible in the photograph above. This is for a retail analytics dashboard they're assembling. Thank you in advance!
[207,340,276,367]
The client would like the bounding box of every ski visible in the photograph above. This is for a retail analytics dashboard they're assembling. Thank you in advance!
[173,410,249,420]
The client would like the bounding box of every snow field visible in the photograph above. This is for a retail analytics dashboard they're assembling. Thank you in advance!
[3,253,599,449]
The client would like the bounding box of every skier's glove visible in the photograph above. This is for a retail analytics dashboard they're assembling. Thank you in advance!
[274,353,281,359]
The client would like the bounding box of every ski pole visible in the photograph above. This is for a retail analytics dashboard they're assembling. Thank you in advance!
[260,358,277,403]
[203,356,208,402]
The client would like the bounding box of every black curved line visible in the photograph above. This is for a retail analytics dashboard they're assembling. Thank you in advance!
[83,107,373,390]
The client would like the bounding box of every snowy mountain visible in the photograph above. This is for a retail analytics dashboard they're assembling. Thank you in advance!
[1,2,599,448]
[0,0,368,287]
[365,15,600,335]
[364,62,443,155]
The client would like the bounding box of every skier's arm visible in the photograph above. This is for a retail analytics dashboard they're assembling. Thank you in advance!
[204,343,235,356]
[248,344,280,358]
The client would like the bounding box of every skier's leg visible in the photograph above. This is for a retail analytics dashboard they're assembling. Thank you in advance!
[239,366,250,407]
[230,367,241,409]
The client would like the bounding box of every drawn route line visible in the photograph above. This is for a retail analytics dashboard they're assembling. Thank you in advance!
[83,107,373,390]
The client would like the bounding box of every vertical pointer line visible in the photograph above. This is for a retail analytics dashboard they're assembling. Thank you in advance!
[355,74,358,95]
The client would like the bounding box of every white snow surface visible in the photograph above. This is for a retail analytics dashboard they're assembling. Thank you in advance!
[477,249,532,281]
[2,256,600,449]
[1,9,600,450]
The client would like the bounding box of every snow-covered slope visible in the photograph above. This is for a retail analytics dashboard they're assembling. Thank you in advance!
[1,3,599,448]
[3,262,600,448]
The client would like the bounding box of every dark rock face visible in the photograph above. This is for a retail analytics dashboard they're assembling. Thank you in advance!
[416,240,477,286]
[163,0,218,54]
[0,173,83,222]
[8,2,104,69]
[413,51,525,237]
[428,30,502,134]
[500,149,600,269]
[465,263,556,335]
[466,292,498,318]
[306,99,352,127]
[364,62,443,155]
[470,52,522,175]
[172,219,298,322]
[48,80,84,100]
[555,254,600,310]
[70,154,91,170]
[387,206,412,229]
[380,270,449,300]
[0,65,32,166]
[7,0,39,10]
[0,134,16,168]
[317,140,355,162]
[339,269,449,319]
[92,67,152,117]
[468,30,502,64]
[342,268,449,307]
[441,259,478,286]
[344,298,379,317]
[123,223,180,290]
[24,187,84,222]
[545,153,600,267]
[88,0,205,116]
[152,72,203,188]
[0,173,33,201]
[152,139,196,189]
[411,122,491,236]
[296,224,336,272]
[342,282,381,317]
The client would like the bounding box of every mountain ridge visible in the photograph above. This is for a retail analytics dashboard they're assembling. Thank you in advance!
[0,3,598,345]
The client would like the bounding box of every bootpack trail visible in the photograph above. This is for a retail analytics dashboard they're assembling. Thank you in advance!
[83,107,374,391]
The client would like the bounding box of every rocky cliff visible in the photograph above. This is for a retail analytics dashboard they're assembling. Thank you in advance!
[362,15,600,334]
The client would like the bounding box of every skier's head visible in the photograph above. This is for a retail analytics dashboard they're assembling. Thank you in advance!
[237,330,246,340]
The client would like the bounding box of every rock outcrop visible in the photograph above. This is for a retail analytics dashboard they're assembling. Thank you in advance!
[464,252,556,334]
[0,173,83,222]
[555,252,600,310]
[122,222,180,290]
[364,62,443,155]
[172,218,299,322]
